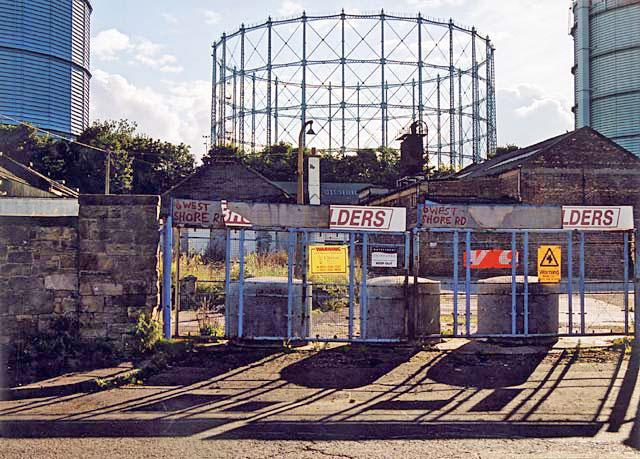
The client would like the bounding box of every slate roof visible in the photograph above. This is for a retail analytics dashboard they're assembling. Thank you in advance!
[0,152,78,197]
[273,182,374,205]
[454,130,576,180]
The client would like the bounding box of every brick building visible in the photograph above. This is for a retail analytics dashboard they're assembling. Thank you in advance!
[160,156,293,216]
[365,127,640,278]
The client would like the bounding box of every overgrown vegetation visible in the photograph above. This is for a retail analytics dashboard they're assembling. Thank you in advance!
[174,251,362,313]
[133,313,163,354]
[0,120,195,195]
[8,316,121,386]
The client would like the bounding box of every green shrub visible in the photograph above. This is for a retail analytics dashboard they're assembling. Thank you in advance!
[133,313,162,354]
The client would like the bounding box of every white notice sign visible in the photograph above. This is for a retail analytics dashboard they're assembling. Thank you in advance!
[329,205,406,232]
[562,206,634,230]
[371,251,398,268]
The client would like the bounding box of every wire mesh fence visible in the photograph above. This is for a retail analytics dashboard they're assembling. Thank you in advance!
[415,228,635,338]
[172,226,636,340]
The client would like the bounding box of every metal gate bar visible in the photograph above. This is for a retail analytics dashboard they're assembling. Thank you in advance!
[361,232,368,338]
[453,230,459,336]
[624,231,629,334]
[568,231,573,334]
[524,231,529,335]
[423,227,635,339]
[580,231,586,335]
[287,230,295,338]
[511,231,517,335]
[226,233,233,333]
[348,233,355,339]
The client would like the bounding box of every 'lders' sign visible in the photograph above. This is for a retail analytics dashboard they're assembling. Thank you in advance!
[329,205,406,232]
[562,206,633,230]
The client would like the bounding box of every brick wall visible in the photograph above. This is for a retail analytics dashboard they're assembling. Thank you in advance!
[0,195,161,345]
[417,230,629,280]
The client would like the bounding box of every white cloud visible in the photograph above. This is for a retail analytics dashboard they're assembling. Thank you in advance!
[92,30,183,74]
[90,70,210,159]
[161,13,179,25]
[204,10,221,24]
[279,0,304,16]
[92,29,132,61]
[497,84,574,147]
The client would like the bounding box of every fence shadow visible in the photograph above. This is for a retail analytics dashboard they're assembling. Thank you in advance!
[143,345,282,386]
[280,344,417,389]
[622,347,640,450]
[426,341,552,389]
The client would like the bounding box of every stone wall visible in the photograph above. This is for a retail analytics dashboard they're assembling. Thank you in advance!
[0,216,78,344]
[0,195,161,345]
[78,195,161,340]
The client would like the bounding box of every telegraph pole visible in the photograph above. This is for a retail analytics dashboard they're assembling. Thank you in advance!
[104,150,111,195]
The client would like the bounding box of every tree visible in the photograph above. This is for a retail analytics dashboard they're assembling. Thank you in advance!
[1,120,196,195]
[129,137,195,194]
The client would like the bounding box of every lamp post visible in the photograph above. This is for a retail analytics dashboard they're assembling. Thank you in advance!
[297,120,316,205]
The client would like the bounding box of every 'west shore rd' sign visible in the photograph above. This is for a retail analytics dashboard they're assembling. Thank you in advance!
[330,205,406,232]
[172,199,222,227]
[420,204,561,229]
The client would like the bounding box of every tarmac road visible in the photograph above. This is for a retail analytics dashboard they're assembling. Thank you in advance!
[1,342,639,459]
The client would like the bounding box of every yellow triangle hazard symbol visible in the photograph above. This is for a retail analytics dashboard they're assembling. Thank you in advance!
[540,247,559,267]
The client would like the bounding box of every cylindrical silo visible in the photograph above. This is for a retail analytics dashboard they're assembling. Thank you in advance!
[0,0,92,136]
[572,0,640,156]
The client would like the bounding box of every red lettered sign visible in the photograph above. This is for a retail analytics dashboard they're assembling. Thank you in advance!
[329,205,406,232]
[562,206,633,230]
[172,199,222,227]
[463,250,519,269]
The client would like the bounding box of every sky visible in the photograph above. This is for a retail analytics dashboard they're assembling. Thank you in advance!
[90,0,576,161]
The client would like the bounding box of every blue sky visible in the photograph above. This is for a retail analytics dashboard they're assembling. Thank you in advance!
[90,0,575,160]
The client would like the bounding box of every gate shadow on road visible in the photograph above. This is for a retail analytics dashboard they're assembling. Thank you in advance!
[426,341,552,389]
[622,347,640,450]
[279,344,418,389]
[1,344,638,447]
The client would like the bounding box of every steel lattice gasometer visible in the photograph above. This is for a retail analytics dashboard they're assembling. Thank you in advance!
[211,10,497,169]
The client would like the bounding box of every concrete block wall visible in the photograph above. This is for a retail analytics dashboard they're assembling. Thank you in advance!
[0,216,78,344]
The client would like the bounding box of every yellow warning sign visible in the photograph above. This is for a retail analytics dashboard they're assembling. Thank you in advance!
[309,245,349,275]
[538,245,561,283]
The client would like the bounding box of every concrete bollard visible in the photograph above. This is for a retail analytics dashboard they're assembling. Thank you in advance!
[477,275,559,343]
[227,276,311,339]
[367,276,441,340]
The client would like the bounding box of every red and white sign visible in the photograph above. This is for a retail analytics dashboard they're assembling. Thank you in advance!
[329,205,406,232]
[172,199,221,227]
[221,200,252,227]
[463,250,519,269]
[562,206,634,230]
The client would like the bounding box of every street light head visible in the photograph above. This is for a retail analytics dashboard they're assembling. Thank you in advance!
[306,122,316,136]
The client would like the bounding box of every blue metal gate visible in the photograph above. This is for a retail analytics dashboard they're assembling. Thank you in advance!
[224,228,411,343]
[414,227,638,339]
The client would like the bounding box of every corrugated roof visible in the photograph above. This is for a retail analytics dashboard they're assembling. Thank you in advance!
[0,152,78,197]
